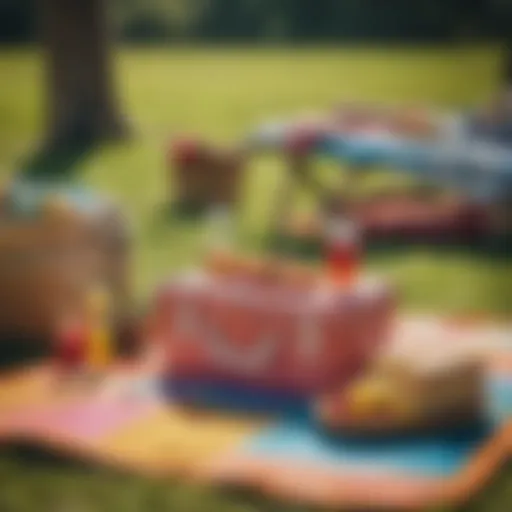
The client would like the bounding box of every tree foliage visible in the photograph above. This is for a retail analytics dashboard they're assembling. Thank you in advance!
[0,0,509,43]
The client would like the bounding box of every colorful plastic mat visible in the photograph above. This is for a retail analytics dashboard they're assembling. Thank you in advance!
[0,316,510,510]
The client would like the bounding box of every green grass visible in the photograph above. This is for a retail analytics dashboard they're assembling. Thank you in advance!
[0,46,511,511]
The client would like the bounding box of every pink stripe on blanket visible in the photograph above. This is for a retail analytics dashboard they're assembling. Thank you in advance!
[1,399,156,441]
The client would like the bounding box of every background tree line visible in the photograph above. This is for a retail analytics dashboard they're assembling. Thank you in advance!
[1,0,510,44]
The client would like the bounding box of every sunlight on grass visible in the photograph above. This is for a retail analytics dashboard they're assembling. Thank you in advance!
[0,46,509,315]
[0,43,511,512]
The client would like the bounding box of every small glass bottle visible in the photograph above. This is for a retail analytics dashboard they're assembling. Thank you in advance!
[204,204,235,274]
[323,200,362,289]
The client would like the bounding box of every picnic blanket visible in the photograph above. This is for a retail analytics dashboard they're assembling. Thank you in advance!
[0,316,510,510]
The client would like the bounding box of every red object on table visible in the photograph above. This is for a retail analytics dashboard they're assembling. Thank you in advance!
[324,216,362,288]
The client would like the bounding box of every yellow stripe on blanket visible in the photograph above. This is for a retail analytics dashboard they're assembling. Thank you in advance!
[0,365,56,411]
[97,405,266,474]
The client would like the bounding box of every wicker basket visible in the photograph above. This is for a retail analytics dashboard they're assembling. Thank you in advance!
[169,142,246,211]
[0,188,131,341]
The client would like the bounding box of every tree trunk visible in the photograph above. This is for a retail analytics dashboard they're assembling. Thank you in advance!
[505,40,512,86]
[40,0,128,148]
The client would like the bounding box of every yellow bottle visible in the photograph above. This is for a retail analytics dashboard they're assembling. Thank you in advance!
[88,323,112,370]
[86,285,113,371]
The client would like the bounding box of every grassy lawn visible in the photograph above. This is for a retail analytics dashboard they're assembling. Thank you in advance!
[0,46,511,511]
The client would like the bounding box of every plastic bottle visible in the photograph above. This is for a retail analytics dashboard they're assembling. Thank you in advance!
[205,204,234,256]
[86,285,113,372]
[323,210,361,289]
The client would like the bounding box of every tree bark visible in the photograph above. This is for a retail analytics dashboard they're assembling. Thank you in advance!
[40,0,128,148]
[504,40,512,86]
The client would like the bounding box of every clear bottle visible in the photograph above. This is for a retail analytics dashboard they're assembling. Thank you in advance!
[323,202,362,289]
[204,204,235,272]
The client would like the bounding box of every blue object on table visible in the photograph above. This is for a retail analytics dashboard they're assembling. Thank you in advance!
[319,133,512,200]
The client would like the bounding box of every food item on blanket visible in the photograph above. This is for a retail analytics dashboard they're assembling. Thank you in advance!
[206,249,238,276]
[280,262,317,288]
[206,252,258,281]
[317,342,484,435]
[206,252,316,288]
